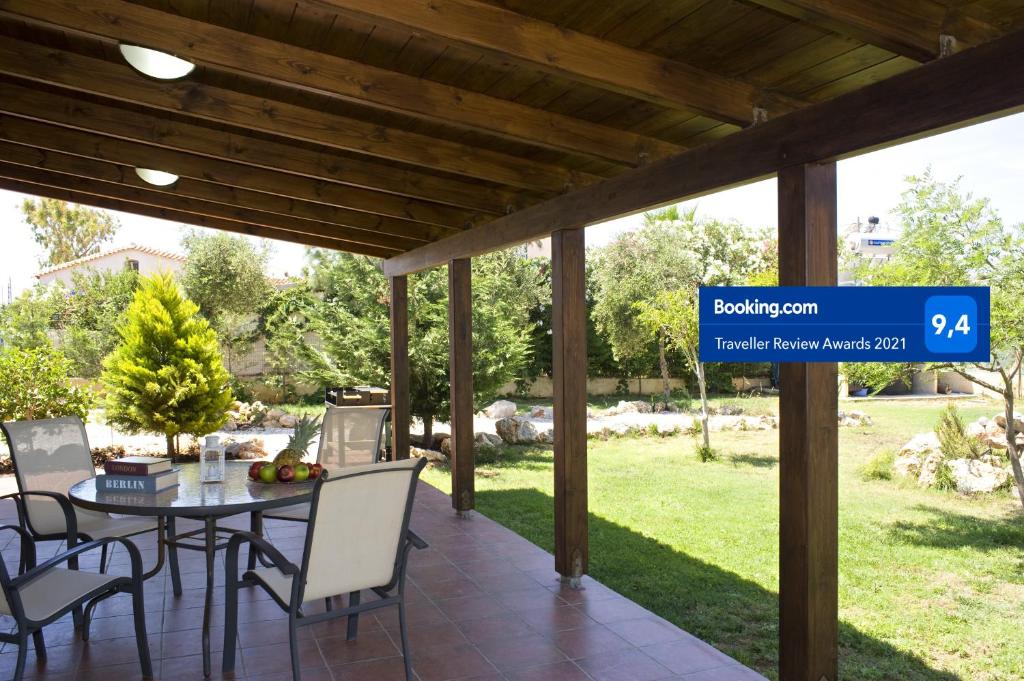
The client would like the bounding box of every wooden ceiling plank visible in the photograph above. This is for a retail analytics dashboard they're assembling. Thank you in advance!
[744,0,1000,61]
[0,177,397,256]
[0,139,447,243]
[0,161,416,252]
[382,25,1024,275]
[0,0,682,167]
[0,36,592,193]
[303,0,808,123]
[0,113,479,232]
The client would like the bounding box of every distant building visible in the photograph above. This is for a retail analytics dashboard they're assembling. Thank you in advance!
[35,244,185,287]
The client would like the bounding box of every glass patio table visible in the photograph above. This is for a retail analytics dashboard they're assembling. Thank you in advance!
[68,461,314,677]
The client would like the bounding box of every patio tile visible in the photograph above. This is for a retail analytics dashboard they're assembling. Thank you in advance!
[505,660,591,681]
[409,642,498,681]
[641,637,739,676]
[474,632,568,672]
[550,623,634,659]
[330,655,410,681]
[317,630,400,666]
[575,648,674,681]
[605,616,689,647]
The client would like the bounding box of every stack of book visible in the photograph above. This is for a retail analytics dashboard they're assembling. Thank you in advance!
[98,457,179,493]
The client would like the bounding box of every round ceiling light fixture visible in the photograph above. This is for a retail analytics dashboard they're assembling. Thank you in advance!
[118,44,195,80]
[135,168,180,187]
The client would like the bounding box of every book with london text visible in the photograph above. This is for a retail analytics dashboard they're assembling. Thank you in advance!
[96,468,179,494]
[103,457,172,476]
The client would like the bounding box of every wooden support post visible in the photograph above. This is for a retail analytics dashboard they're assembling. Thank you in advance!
[552,228,588,583]
[448,258,475,512]
[777,162,839,681]
[390,275,410,461]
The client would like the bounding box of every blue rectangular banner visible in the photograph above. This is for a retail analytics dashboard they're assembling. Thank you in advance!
[699,286,990,362]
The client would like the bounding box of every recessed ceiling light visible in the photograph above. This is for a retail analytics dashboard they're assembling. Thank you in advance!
[119,44,195,80]
[135,168,180,187]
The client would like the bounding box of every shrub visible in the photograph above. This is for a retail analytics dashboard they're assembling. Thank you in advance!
[933,460,958,491]
[0,345,92,422]
[841,362,915,394]
[695,442,718,462]
[861,449,895,481]
[935,401,983,459]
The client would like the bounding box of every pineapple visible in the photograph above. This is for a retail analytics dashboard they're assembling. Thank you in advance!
[273,415,321,466]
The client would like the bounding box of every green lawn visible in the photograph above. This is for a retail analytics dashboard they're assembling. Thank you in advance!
[422,397,1024,680]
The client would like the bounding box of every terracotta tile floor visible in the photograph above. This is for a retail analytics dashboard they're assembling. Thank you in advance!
[0,483,767,681]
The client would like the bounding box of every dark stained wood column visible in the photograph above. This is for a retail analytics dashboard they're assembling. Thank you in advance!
[448,258,475,512]
[552,228,588,583]
[390,275,410,461]
[777,162,839,681]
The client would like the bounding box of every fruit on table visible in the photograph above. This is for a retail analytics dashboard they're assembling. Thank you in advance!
[277,464,295,483]
[273,414,321,467]
[309,463,323,480]
[258,464,278,483]
[248,461,265,480]
[293,463,310,482]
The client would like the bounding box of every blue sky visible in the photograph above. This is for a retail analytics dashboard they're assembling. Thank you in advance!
[2,111,1023,297]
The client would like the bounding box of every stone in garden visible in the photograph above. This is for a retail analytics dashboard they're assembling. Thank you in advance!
[656,422,679,436]
[222,418,238,432]
[535,428,554,444]
[484,400,517,419]
[440,436,451,457]
[966,420,987,441]
[948,458,1010,493]
[993,413,1024,432]
[494,417,537,444]
[265,408,285,421]
[613,400,653,415]
[411,446,448,464]
[917,451,944,487]
[225,438,267,460]
[530,405,553,419]
[473,432,499,453]
[898,432,942,458]
[837,410,872,427]
[893,452,923,478]
[278,414,297,428]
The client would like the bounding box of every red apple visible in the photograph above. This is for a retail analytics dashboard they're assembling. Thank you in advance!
[277,464,295,483]
[248,461,265,480]
[309,463,323,479]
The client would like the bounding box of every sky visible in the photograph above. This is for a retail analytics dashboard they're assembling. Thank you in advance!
[2,111,1023,297]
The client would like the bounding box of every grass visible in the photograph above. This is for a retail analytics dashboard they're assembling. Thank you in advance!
[422,396,1024,680]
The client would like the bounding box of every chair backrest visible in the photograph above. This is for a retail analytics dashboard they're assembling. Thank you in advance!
[316,406,388,468]
[1,417,108,536]
[299,457,426,601]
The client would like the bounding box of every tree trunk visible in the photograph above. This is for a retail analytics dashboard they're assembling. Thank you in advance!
[696,361,710,451]
[658,333,672,405]
[165,433,176,464]
[421,414,434,449]
[1001,375,1024,509]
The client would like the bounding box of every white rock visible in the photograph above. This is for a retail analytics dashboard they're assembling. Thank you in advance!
[411,446,448,464]
[535,428,554,444]
[494,417,538,444]
[893,452,923,478]
[484,400,518,419]
[948,458,1010,493]
[278,414,297,428]
[266,408,286,420]
[222,418,238,432]
[606,400,652,416]
[530,406,553,419]
[898,432,942,458]
[917,452,945,487]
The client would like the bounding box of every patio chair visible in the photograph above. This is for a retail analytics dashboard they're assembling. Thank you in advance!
[0,524,153,681]
[223,457,428,681]
[1,417,181,590]
[261,405,389,524]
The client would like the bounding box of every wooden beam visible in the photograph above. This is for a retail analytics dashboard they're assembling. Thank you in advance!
[448,258,474,513]
[0,79,523,214]
[777,161,838,681]
[0,38,595,193]
[383,26,1024,276]
[0,161,414,253]
[0,177,395,257]
[310,0,805,124]
[390,276,411,461]
[552,228,587,583]
[746,0,1000,62]
[0,140,446,243]
[0,114,475,233]
[0,0,682,167]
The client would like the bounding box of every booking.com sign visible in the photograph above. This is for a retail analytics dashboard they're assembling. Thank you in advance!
[699,286,990,362]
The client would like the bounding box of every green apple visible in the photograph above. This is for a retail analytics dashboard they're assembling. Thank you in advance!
[258,463,278,483]
[293,463,310,482]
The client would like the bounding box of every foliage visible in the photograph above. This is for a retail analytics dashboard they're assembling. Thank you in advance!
[840,361,915,394]
[102,273,233,459]
[860,449,895,481]
[266,248,543,439]
[695,442,718,462]
[0,345,93,422]
[934,401,983,460]
[56,268,140,377]
[21,198,119,266]
[0,285,61,350]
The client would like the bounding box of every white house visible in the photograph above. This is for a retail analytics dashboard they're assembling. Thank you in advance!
[35,244,185,286]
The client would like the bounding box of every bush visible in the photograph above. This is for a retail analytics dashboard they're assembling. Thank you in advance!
[0,345,92,422]
[695,442,718,462]
[861,449,895,481]
[935,401,983,459]
[841,362,915,394]
[933,460,958,491]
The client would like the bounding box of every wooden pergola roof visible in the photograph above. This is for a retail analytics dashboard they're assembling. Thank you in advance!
[1,0,1022,268]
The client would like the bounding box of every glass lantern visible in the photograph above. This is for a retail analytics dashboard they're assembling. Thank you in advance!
[201,435,225,484]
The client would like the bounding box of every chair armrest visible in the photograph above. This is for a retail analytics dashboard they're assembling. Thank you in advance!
[406,529,428,550]
[226,531,299,575]
[10,536,142,591]
[2,491,79,545]
[0,524,36,573]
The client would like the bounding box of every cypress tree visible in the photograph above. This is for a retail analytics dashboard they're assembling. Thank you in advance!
[102,272,233,461]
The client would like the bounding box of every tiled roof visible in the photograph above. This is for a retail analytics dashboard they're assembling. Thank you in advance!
[35,244,186,278]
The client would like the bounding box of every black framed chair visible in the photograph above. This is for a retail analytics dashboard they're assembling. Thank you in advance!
[223,457,428,681]
[1,417,181,592]
[0,524,153,681]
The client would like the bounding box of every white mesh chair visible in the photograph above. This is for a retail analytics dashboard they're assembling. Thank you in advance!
[0,524,152,681]
[1,417,180,589]
[223,457,428,681]
[261,406,389,525]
